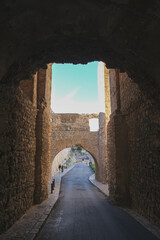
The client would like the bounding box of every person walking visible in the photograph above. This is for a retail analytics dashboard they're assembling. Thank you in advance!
[58,164,61,172]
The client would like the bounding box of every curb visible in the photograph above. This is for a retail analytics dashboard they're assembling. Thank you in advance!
[89,174,109,197]
[89,174,160,239]
[1,165,75,240]
[33,165,75,239]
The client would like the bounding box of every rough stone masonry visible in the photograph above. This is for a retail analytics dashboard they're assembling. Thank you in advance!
[51,113,107,183]
[0,62,160,235]
[0,1,160,232]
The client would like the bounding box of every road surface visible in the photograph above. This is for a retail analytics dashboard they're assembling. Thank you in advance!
[36,164,158,240]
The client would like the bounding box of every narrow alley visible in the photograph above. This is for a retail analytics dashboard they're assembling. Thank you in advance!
[36,164,158,240]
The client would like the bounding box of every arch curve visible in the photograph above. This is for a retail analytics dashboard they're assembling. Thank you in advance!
[51,113,103,182]
[51,146,97,177]
[0,0,160,101]
[52,142,98,166]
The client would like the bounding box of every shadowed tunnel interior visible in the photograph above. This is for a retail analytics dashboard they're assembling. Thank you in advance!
[0,0,160,235]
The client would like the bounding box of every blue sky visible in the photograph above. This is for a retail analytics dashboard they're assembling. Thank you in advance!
[51,62,100,113]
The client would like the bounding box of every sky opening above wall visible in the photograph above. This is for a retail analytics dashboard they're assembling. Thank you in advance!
[51,61,105,114]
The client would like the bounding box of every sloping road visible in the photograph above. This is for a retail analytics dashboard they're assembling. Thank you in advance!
[36,164,158,240]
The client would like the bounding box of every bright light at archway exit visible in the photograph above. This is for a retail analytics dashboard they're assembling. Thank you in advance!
[51,62,105,114]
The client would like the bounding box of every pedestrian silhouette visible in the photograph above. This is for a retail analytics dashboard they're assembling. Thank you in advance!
[58,164,61,172]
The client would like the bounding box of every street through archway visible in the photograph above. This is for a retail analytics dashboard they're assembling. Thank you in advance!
[36,164,158,240]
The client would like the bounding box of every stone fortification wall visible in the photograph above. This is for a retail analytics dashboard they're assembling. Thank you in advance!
[107,70,160,227]
[51,113,105,182]
[52,113,90,132]
[52,130,98,162]
[34,65,52,204]
[100,66,111,184]
[0,85,37,233]
[98,112,107,183]
[119,73,160,226]
[0,64,52,234]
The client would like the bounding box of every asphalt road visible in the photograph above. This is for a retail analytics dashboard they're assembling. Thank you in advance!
[36,164,158,240]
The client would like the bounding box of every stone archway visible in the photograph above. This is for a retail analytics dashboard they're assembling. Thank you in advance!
[51,113,105,183]
[51,146,98,179]
[0,1,160,100]
[0,2,160,233]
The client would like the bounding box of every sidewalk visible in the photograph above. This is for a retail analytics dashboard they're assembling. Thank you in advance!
[1,165,75,240]
[89,174,160,239]
[89,174,109,196]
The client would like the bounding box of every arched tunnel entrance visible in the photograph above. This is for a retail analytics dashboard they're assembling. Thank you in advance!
[0,61,160,234]
[0,2,160,234]
[50,147,97,181]
[50,111,105,184]
[0,62,160,235]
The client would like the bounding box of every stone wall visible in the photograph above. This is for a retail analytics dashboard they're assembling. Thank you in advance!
[20,73,38,107]
[34,64,52,203]
[104,66,111,122]
[107,112,130,206]
[0,64,52,233]
[101,65,111,184]
[1,61,159,233]
[98,112,107,183]
[51,113,106,182]
[107,70,160,226]
[0,84,37,233]
[52,114,90,132]
[119,72,160,226]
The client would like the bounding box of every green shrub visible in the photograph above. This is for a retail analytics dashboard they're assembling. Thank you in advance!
[66,158,71,166]
[89,162,95,172]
